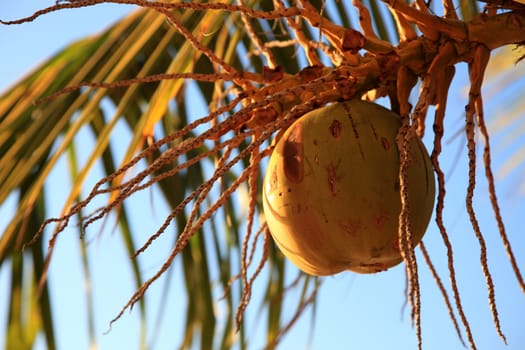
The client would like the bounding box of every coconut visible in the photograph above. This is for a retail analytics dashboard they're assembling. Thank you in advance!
[262,99,435,275]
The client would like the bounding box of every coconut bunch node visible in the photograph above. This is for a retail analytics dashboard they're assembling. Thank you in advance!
[263,99,435,275]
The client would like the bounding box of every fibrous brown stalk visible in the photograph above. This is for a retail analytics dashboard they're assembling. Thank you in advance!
[465,44,506,344]
[396,119,422,349]
[420,243,465,347]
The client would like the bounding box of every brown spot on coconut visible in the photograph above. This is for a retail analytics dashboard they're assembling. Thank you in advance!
[282,121,304,184]
[329,119,342,138]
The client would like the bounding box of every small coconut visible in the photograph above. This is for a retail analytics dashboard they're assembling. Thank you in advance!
[263,100,435,275]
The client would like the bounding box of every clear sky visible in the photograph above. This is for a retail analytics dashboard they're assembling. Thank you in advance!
[1,1,525,350]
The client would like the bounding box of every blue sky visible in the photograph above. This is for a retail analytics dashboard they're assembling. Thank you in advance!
[1,1,525,349]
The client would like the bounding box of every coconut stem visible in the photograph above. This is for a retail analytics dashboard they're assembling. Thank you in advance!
[465,44,507,345]
[396,117,422,349]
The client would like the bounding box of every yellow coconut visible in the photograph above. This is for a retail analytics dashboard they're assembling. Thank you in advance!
[262,100,435,275]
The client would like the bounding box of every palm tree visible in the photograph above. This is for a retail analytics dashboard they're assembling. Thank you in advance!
[1,0,525,349]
